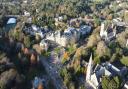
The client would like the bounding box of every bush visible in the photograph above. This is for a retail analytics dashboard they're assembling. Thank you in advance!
[120,56,128,66]
[96,41,111,59]
[101,76,121,89]
[24,36,31,48]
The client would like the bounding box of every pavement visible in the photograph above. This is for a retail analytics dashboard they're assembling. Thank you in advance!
[39,55,67,89]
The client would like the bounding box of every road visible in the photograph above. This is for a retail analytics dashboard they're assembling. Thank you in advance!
[39,56,67,89]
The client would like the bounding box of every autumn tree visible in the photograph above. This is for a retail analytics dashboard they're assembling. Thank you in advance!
[95,41,111,63]
[38,83,44,89]
[9,23,24,41]
[107,14,113,20]
[87,34,101,48]
[24,36,31,48]
[96,41,110,57]
[24,48,29,55]
[62,51,69,63]
[116,30,128,48]
[68,82,75,89]
[30,53,37,65]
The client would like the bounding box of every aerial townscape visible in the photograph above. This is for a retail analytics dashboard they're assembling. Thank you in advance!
[0,0,128,89]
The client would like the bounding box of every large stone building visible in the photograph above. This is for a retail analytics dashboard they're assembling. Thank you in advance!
[46,25,91,47]
[46,27,80,47]
[86,54,127,89]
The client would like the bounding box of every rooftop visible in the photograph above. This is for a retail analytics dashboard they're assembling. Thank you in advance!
[7,18,16,25]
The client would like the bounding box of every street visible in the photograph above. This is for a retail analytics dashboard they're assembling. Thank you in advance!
[39,56,67,89]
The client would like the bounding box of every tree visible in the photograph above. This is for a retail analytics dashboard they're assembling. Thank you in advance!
[94,17,101,27]
[60,67,68,79]
[68,82,75,89]
[116,31,128,48]
[30,53,37,65]
[62,52,69,63]
[75,48,82,58]
[0,69,22,89]
[87,34,101,48]
[24,48,29,55]
[107,14,113,20]
[96,41,111,59]
[101,76,121,89]
[38,83,44,89]
[24,36,31,48]
[120,56,128,66]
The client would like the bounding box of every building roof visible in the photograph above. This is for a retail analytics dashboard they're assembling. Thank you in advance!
[32,25,38,31]
[91,73,99,87]
[7,18,16,25]
[33,77,45,88]
[86,54,93,81]
[80,25,91,31]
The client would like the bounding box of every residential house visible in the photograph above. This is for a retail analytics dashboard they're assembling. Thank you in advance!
[23,25,46,38]
[24,10,30,16]
[100,22,116,41]
[113,18,126,33]
[55,16,64,22]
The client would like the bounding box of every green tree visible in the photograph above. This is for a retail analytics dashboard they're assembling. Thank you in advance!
[68,82,75,89]
[24,36,31,48]
[120,56,128,66]
[101,76,121,89]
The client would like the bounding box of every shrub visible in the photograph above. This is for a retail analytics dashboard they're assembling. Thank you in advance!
[120,56,128,66]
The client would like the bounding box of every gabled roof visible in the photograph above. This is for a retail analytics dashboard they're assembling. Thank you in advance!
[91,73,99,87]
[86,54,93,81]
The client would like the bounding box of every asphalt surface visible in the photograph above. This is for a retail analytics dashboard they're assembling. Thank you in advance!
[39,56,67,89]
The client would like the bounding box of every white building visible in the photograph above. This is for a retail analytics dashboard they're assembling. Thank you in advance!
[46,25,92,47]
[40,40,49,52]
[46,27,80,47]
[86,54,93,81]
[23,0,28,4]
[126,39,128,47]
[24,10,30,16]
[86,54,121,89]
[86,54,99,89]
[23,25,45,38]
[100,22,116,41]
